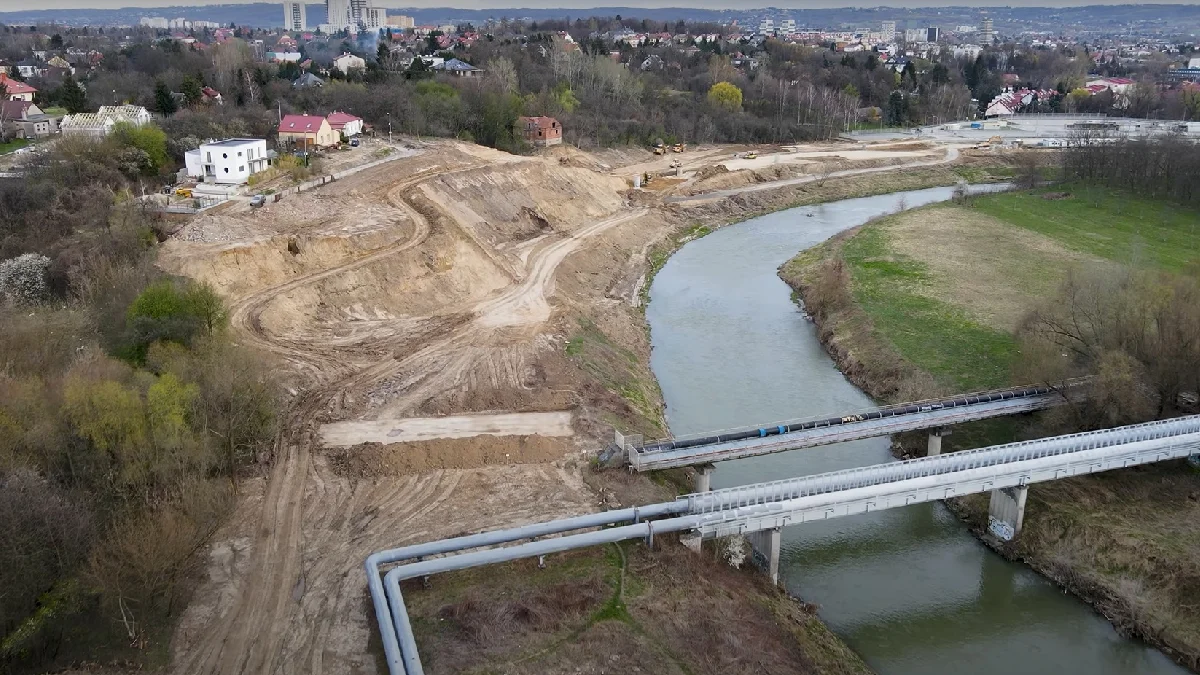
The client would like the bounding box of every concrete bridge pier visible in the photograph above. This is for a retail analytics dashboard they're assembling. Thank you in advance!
[986,485,1028,542]
[747,527,783,585]
[694,464,715,492]
[927,427,952,456]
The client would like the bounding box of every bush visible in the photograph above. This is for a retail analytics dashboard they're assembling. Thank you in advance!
[109,122,169,175]
[0,253,51,305]
[118,279,227,363]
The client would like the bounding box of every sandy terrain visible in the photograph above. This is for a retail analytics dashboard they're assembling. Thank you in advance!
[320,411,575,446]
[159,136,988,675]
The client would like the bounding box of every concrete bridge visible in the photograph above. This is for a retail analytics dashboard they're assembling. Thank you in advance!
[366,414,1200,675]
[623,382,1082,477]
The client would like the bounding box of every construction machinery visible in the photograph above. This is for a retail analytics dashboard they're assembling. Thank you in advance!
[672,143,686,153]
[175,187,194,198]
[744,152,758,160]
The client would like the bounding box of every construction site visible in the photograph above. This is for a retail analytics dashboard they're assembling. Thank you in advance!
[157,136,1003,675]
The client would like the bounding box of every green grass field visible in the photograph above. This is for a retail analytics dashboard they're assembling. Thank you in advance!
[0,138,30,155]
[836,187,1200,394]
[972,185,1200,273]
[840,224,1020,392]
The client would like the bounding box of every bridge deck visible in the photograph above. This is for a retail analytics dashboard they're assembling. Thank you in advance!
[630,393,1059,471]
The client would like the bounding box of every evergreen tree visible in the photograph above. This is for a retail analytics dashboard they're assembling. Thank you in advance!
[58,74,88,113]
[181,75,203,106]
[153,80,177,116]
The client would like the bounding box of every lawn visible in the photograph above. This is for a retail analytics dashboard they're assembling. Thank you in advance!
[839,223,1020,392]
[972,185,1200,274]
[0,137,30,155]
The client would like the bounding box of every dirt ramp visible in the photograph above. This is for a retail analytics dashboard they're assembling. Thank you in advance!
[329,434,576,475]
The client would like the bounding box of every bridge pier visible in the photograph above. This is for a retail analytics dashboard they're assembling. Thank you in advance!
[680,531,703,553]
[987,485,1028,542]
[747,527,782,585]
[927,427,952,456]
[694,464,715,492]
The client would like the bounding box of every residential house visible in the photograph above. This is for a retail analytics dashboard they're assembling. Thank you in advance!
[0,60,9,75]
[984,88,1056,117]
[1,100,57,138]
[325,111,364,139]
[518,116,562,147]
[332,52,366,74]
[277,113,339,147]
[185,138,270,184]
[14,59,41,78]
[46,55,73,74]
[202,86,223,104]
[292,72,325,88]
[60,105,153,137]
[268,51,303,63]
[59,113,118,136]
[432,58,480,76]
[0,73,36,102]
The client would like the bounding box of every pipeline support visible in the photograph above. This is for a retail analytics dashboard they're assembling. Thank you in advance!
[747,527,782,585]
[987,485,1028,541]
[694,464,715,492]
[927,427,952,456]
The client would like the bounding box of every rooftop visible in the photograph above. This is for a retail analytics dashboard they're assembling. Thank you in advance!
[205,138,263,147]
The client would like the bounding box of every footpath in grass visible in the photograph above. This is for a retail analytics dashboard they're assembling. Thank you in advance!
[973,185,1200,274]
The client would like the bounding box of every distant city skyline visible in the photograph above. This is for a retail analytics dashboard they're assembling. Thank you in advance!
[2,0,1199,11]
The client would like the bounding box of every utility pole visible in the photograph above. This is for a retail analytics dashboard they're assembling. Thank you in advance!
[387,112,392,142]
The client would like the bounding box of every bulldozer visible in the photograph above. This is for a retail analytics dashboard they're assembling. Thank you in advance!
[672,143,686,153]
[653,146,666,155]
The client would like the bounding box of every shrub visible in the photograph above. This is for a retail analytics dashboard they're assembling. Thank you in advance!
[118,279,227,363]
[0,253,51,305]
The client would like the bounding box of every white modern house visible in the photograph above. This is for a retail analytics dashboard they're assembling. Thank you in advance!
[333,52,366,73]
[185,138,269,185]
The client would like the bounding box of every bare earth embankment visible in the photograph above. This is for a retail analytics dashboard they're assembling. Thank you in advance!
[156,137,1015,675]
[779,190,1200,671]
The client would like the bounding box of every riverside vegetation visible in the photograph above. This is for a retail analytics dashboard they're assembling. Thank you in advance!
[780,136,1200,670]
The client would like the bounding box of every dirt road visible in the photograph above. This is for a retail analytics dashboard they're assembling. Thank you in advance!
[669,145,962,204]
[320,411,575,446]
[168,144,637,675]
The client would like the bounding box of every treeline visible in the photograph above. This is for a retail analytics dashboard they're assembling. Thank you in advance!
[0,131,279,668]
[1063,136,1200,209]
[1020,135,1200,428]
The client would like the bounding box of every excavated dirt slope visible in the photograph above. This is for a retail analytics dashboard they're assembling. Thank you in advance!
[159,140,680,675]
[159,137,966,675]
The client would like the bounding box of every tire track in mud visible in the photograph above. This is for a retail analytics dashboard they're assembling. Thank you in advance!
[173,161,634,675]
[175,163,483,675]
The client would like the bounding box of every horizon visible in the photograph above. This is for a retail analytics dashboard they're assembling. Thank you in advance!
[3,0,1200,12]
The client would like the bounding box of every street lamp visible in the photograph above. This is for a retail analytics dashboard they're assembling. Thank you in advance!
[387,112,392,142]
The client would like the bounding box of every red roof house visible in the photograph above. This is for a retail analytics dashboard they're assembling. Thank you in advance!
[325,111,364,138]
[0,73,37,101]
[277,113,339,147]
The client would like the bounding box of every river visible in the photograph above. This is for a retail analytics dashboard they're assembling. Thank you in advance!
[645,185,1186,675]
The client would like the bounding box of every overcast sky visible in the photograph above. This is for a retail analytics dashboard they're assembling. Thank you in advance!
[0,0,1196,11]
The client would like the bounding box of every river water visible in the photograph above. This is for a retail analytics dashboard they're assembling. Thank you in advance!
[645,185,1185,675]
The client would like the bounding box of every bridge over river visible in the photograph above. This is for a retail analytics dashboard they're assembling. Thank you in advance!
[365,415,1200,675]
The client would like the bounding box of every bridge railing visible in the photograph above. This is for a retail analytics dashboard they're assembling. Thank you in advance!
[638,383,1047,448]
[683,415,1200,514]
